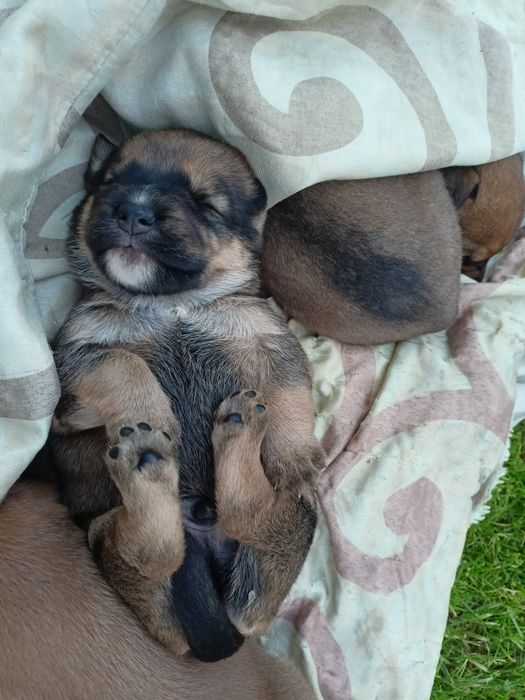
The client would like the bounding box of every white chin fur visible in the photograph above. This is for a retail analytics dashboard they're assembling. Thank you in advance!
[104,249,156,291]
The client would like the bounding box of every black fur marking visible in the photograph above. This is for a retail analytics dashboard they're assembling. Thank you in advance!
[273,206,430,323]
[111,162,190,192]
[169,532,243,662]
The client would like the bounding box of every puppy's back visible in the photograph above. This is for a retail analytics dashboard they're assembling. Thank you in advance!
[262,172,461,345]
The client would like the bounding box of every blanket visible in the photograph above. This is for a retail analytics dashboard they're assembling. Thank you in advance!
[1,1,524,698]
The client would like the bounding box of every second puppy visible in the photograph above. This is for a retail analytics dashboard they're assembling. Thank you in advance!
[262,155,525,343]
[50,129,323,662]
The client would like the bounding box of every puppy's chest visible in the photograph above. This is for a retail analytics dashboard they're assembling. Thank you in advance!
[149,304,279,403]
[146,306,281,498]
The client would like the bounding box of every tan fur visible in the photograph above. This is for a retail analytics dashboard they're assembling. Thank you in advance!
[456,155,525,279]
[0,480,316,700]
[212,389,319,636]
[54,350,179,435]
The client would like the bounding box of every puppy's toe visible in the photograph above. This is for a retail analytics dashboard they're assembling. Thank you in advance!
[215,390,269,437]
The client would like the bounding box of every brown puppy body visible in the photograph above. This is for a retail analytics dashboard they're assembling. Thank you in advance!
[262,171,462,345]
[443,154,525,280]
[50,129,323,662]
[0,479,316,700]
[262,155,525,343]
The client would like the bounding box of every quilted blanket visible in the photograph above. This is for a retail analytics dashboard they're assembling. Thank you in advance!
[1,1,524,698]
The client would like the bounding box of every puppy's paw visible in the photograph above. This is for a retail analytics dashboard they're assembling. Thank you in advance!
[105,423,178,496]
[214,390,269,439]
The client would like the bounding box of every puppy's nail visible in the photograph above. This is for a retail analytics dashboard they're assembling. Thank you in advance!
[226,412,243,425]
[255,404,266,413]
[137,422,152,432]
[230,390,240,397]
[108,447,119,459]
[137,450,163,469]
[162,431,172,441]
[120,426,134,437]
[244,390,256,398]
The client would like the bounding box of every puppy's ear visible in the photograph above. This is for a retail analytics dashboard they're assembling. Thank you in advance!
[251,178,268,233]
[442,166,481,209]
[85,134,118,192]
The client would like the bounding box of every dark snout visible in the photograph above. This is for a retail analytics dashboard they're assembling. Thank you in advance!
[170,529,244,662]
[116,202,155,235]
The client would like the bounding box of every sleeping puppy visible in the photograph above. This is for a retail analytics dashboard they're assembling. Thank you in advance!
[443,154,525,280]
[262,154,525,343]
[0,479,317,700]
[262,172,462,345]
[50,129,323,662]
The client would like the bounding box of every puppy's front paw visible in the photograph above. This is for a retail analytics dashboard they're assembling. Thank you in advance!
[105,422,178,497]
[214,390,269,440]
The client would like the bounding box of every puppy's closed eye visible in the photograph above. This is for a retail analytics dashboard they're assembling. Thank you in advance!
[193,191,222,215]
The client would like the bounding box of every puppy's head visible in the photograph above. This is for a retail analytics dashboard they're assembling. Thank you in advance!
[69,130,267,300]
[443,154,525,279]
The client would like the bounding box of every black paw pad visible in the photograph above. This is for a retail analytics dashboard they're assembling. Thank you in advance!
[137,450,163,469]
[226,412,243,425]
[137,422,152,432]
[255,403,266,414]
[108,447,119,459]
[120,426,134,437]
[245,390,256,398]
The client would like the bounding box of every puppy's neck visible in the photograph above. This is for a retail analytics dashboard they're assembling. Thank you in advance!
[81,267,262,316]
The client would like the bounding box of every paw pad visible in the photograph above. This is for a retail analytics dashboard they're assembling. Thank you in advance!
[226,412,244,425]
[137,450,163,469]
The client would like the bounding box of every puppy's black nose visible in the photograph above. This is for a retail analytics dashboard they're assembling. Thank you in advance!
[116,202,155,235]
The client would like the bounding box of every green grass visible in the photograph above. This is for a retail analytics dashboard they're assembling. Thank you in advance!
[432,422,525,700]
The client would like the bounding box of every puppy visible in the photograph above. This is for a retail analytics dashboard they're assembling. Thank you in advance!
[443,154,525,280]
[0,479,317,700]
[262,172,462,345]
[262,155,525,344]
[50,129,323,662]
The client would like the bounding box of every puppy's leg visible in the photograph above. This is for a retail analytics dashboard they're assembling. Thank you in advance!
[53,349,187,653]
[53,349,179,438]
[88,423,188,654]
[90,423,182,579]
[212,387,322,636]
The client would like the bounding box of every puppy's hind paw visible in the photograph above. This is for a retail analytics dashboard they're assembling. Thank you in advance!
[105,423,178,497]
[214,390,269,440]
